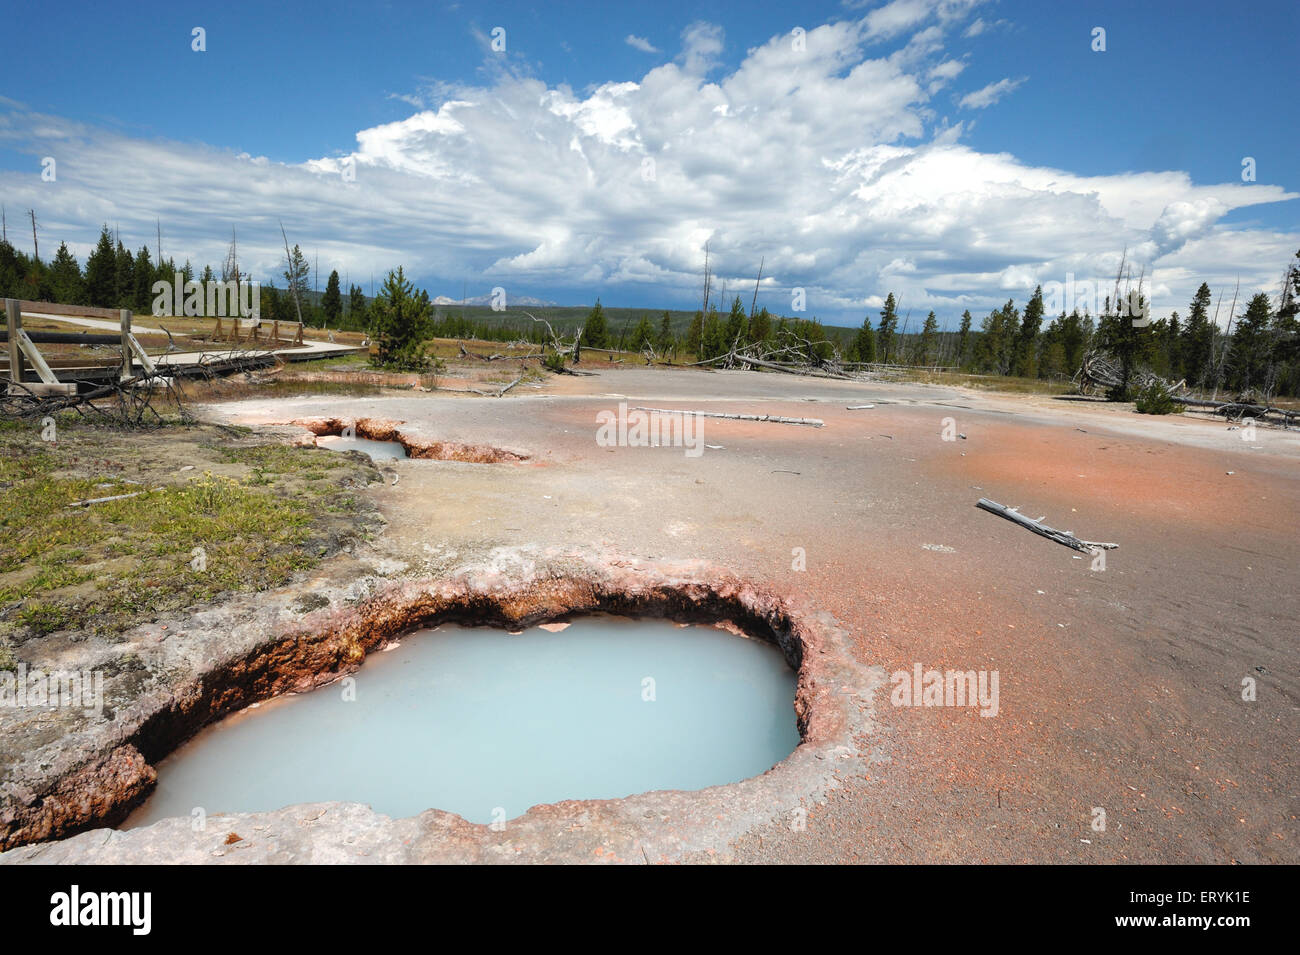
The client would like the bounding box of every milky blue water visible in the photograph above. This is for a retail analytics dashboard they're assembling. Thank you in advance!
[125,618,799,827]
[316,434,408,460]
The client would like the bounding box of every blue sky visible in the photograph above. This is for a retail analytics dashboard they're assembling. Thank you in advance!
[1,0,1295,326]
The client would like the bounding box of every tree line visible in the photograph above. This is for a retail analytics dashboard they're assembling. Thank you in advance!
[4,222,1295,395]
[838,255,1300,398]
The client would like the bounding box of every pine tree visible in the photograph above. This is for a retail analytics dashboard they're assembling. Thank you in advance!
[83,226,116,306]
[877,293,899,363]
[1180,283,1215,386]
[976,303,1018,375]
[956,310,972,367]
[630,314,655,351]
[1059,310,1087,374]
[685,311,703,355]
[657,311,673,352]
[348,284,365,312]
[919,311,939,366]
[373,266,430,369]
[113,240,135,309]
[723,296,748,350]
[582,299,609,349]
[133,246,154,313]
[701,306,724,359]
[0,239,25,298]
[1227,293,1274,393]
[49,242,83,304]
[997,299,1021,374]
[1013,286,1044,377]
[282,244,311,321]
[322,269,342,324]
[1158,310,1181,378]
[1039,316,1068,378]
[851,313,876,364]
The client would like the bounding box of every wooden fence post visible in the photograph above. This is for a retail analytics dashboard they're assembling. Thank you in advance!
[120,309,132,380]
[5,299,23,386]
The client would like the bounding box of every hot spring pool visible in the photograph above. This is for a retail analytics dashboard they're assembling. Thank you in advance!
[125,617,799,827]
[315,434,408,460]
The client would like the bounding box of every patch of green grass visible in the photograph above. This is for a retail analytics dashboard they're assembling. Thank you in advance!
[15,602,72,636]
[0,471,318,636]
[267,380,383,398]
[215,444,346,472]
[903,369,1074,395]
[0,431,376,640]
[283,355,371,372]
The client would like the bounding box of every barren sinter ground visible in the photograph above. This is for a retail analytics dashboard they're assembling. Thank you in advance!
[4,364,1298,864]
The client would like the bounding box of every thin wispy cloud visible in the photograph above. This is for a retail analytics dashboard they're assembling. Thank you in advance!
[958,76,1025,109]
[625,34,660,54]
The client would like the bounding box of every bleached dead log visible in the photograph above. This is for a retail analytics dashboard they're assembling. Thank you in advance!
[976,498,1118,554]
[734,354,855,379]
[1175,395,1297,423]
[469,373,525,398]
[632,406,823,427]
[67,490,149,508]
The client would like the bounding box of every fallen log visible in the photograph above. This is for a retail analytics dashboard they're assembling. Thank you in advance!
[468,373,526,398]
[67,490,149,508]
[734,354,855,380]
[976,498,1118,554]
[632,406,823,427]
[1174,396,1298,422]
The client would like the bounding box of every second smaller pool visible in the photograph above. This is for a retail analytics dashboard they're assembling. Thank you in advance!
[316,434,408,461]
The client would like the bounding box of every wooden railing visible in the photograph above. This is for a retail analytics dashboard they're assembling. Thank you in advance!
[211,317,304,345]
[3,299,155,395]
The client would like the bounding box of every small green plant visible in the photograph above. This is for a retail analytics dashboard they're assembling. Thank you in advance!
[543,351,567,373]
[1134,381,1184,415]
[16,602,71,635]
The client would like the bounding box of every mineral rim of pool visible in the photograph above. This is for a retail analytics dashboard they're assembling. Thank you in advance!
[315,434,408,460]
[124,617,800,827]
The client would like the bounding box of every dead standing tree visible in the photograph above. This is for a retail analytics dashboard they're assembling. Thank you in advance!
[279,220,305,326]
[526,311,585,364]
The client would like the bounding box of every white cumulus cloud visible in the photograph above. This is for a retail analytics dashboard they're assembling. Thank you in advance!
[0,6,1293,324]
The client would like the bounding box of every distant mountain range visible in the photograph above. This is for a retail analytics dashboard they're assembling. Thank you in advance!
[431,294,559,308]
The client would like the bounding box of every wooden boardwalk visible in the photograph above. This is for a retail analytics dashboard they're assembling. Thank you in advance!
[4,299,365,392]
